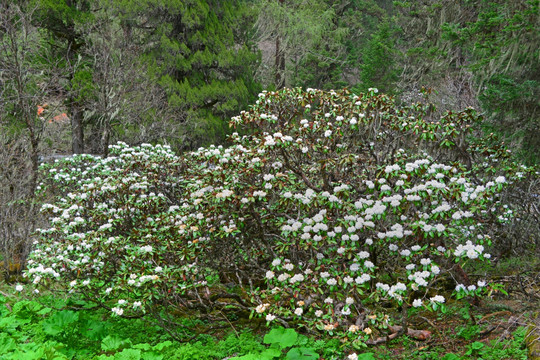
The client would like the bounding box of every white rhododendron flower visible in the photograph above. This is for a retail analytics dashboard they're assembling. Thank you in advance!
[111,307,124,316]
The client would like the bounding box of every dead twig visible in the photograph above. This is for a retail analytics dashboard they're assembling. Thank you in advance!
[365,326,431,345]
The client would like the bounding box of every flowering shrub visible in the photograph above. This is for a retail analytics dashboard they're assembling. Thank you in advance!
[23,88,536,344]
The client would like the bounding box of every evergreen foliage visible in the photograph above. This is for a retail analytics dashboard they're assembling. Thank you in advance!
[113,0,261,150]
[394,0,540,163]
[356,19,398,93]
[463,0,540,163]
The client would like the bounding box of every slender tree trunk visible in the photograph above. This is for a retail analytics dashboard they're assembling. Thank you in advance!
[21,111,39,193]
[275,36,286,89]
[70,100,84,154]
[14,58,39,193]
[278,41,285,87]
[66,35,85,154]
[101,124,110,157]
[274,0,286,89]
[275,36,282,88]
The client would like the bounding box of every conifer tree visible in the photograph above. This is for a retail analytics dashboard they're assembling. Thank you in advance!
[115,0,261,149]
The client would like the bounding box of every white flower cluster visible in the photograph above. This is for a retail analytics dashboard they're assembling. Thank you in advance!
[364,201,387,216]
[385,164,401,173]
[216,189,234,198]
[455,279,487,294]
[405,159,430,172]
[111,307,124,316]
[408,269,433,287]
[253,190,267,197]
[376,281,407,300]
[454,241,484,259]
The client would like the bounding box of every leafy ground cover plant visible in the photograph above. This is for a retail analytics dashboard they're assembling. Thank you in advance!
[1,290,242,360]
[1,286,532,359]
[229,327,320,360]
[19,88,538,348]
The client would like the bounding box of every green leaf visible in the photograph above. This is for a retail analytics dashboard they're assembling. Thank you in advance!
[296,334,309,346]
[141,352,163,360]
[259,348,282,359]
[263,327,298,349]
[37,307,53,316]
[114,348,141,360]
[133,343,152,351]
[471,341,484,350]
[152,341,172,351]
[42,310,79,336]
[442,354,460,360]
[13,300,43,320]
[101,335,132,352]
[285,347,319,359]
[357,353,376,360]
[0,333,17,354]
[0,315,29,333]
[84,320,109,341]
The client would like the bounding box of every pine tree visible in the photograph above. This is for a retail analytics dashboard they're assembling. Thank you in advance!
[357,19,398,93]
[114,0,261,149]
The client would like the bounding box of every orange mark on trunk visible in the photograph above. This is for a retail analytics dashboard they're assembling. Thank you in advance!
[37,103,48,116]
[48,113,69,124]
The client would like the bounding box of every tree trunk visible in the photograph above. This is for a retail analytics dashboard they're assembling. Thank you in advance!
[274,0,286,89]
[70,101,84,154]
[275,36,286,89]
[101,124,110,157]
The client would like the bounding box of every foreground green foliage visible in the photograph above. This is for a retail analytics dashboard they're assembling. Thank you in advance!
[0,294,167,359]
[1,288,532,359]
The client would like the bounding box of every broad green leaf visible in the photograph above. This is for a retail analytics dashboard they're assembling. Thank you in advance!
[0,333,17,353]
[285,347,319,359]
[263,327,298,348]
[259,348,282,359]
[152,341,172,351]
[101,335,132,352]
[133,343,152,351]
[84,320,109,341]
[141,352,163,360]
[442,354,460,360]
[471,341,484,350]
[12,301,43,321]
[0,315,29,332]
[114,348,141,360]
[357,353,376,360]
[37,307,53,316]
[42,311,79,336]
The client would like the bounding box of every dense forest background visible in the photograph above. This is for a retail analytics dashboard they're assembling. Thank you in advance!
[1,0,538,270]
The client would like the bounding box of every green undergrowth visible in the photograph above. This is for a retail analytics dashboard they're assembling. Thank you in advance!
[0,289,531,360]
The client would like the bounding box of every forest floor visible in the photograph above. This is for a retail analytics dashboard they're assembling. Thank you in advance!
[0,255,538,360]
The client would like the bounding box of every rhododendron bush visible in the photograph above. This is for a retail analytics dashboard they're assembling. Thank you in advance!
[23,88,535,343]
